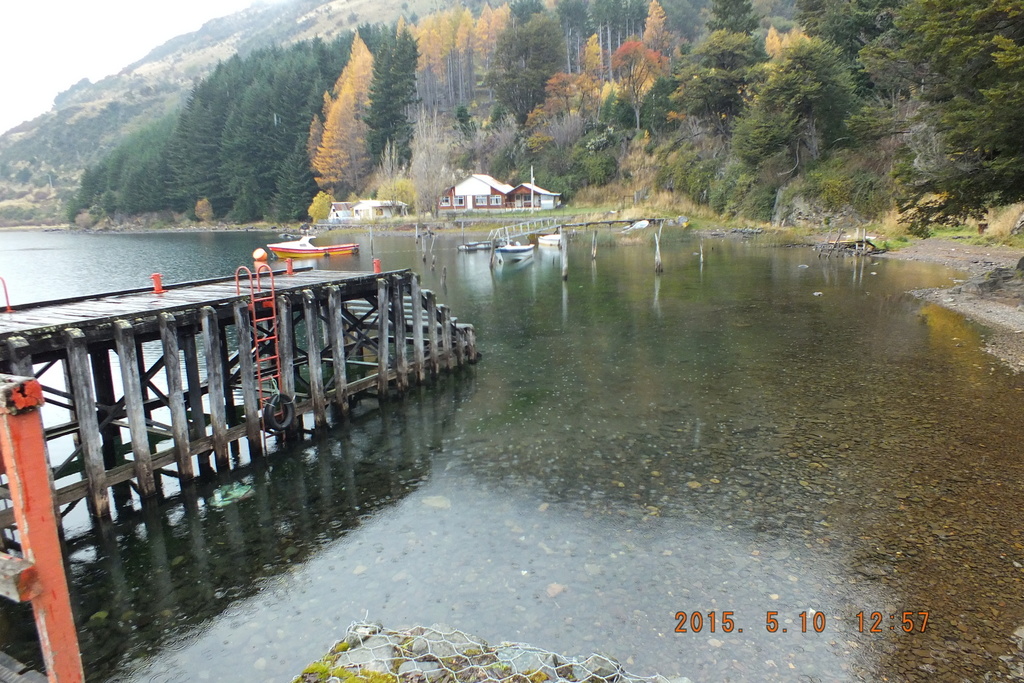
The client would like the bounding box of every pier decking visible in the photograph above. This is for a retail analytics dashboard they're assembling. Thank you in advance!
[0,266,477,529]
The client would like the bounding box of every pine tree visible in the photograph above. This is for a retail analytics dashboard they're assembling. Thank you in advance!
[274,143,319,221]
[707,0,759,35]
[366,25,420,164]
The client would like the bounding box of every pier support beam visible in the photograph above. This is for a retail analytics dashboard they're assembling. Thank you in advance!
[113,320,157,499]
[232,303,263,459]
[326,286,349,418]
[201,307,229,470]
[303,291,328,430]
[159,313,194,480]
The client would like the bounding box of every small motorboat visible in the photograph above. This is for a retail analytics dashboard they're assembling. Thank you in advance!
[266,236,359,259]
[621,219,650,233]
[495,241,535,262]
[537,233,561,247]
[457,241,492,252]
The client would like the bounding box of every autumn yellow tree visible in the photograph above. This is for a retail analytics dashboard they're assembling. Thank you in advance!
[643,0,674,57]
[765,26,808,60]
[195,197,214,222]
[312,34,375,196]
[576,34,605,119]
[307,191,335,222]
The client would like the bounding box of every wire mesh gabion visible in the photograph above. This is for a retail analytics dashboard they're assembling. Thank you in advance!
[293,621,687,683]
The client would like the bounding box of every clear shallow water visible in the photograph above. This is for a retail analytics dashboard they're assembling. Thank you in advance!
[1,229,1024,681]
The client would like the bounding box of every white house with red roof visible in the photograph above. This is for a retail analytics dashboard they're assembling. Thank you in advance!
[438,174,560,212]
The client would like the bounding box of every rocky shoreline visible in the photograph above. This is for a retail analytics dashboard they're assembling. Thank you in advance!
[876,239,1024,372]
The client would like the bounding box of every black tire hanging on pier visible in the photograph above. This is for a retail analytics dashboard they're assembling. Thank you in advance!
[262,394,295,432]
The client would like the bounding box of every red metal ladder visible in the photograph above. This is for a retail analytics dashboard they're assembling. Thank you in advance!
[234,265,285,430]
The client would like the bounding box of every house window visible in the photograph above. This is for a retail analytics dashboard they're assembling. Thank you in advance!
[490,195,502,205]
[440,196,451,206]
[455,196,465,207]
[475,195,489,206]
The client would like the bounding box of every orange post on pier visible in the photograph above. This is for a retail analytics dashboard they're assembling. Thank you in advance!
[0,374,85,682]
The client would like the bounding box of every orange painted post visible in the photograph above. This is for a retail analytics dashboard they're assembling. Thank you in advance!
[150,273,166,294]
[0,375,85,682]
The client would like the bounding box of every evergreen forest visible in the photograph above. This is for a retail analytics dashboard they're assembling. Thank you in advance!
[66,0,1024,236]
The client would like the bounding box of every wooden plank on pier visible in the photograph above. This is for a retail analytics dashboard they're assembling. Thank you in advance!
[113,320,157,498]
[64,328,110,518]
[201,307,229,469]
[158,313,193,480]
[302,291,327,429]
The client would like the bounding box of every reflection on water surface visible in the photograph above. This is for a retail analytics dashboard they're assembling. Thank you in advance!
[1,230,1023,681]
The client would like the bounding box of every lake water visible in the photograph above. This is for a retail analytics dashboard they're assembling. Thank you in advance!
[1,228,1023,682]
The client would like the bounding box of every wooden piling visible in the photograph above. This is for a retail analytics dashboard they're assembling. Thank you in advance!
[325,286,349,416]
[425,290,439,377]
[64,328,109,519]
[231,303,263,458]
[158,313,194,479]
[303,290,328,429]
[391,275,408,394]
[411,276,425,385]
[113,320,157,498]
[201,307,229,469]
[440,305,454,371]
[376,277,390,397]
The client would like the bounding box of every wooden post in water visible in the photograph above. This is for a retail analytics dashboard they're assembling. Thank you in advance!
[181,331,212,476]
[592,231,597,260]
[277,295,299,437]
[391,275,408,394]
[377,277,391,398]
[302,290,328,429]
[65,328,110,518]
[201,307,229,470]
[159,313,194,479]
[439,305,454,371]
[561,229,568,281]
[113,320,157,498]
[231,302,263,458]
[654,233,664,274]
[411,276,425,385]
[326,285,350,417]
[425,290,439,377]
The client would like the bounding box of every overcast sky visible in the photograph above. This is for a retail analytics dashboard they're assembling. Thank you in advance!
[0,0,265,135]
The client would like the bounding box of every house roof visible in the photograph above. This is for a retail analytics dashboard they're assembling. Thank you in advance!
[469,174,515,194]
[513,183,560,196]
[330,202,354,209]
[353,200,407,209]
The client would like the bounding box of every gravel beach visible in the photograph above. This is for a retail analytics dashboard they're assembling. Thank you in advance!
[878,238,1024,371]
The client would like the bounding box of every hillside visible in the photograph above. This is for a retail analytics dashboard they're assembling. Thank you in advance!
[0,0,429,226]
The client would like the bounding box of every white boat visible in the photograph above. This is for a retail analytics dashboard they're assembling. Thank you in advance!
[495,241,535,262]
[537,233,561,247]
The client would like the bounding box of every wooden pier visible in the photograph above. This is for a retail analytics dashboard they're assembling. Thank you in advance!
[0,266,477,529]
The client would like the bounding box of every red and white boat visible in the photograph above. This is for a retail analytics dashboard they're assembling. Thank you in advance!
[266,236,359,259]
